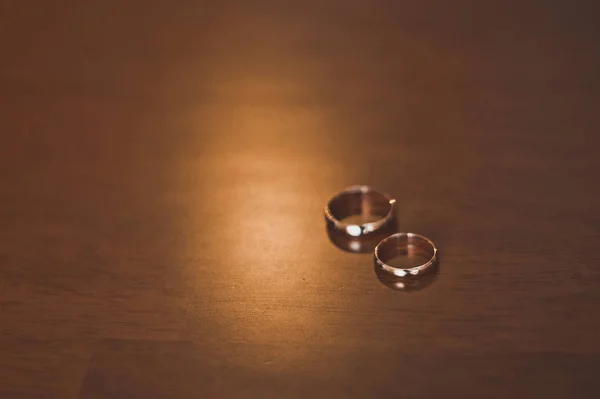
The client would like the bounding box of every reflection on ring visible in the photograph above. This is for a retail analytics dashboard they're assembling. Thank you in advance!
[326,221,397,254]
[373,232,440,292]
[374,260,439,292]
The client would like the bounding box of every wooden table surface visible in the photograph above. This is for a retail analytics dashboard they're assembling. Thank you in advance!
[1,1,599,398]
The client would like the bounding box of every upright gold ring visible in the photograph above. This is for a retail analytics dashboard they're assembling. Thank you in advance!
[324,185,396,237]
[374,232,438,278]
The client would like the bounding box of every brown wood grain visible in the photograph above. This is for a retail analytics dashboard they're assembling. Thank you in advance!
[1,1,599,398]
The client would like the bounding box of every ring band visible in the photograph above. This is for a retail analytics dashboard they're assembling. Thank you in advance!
[374,264,439,292]
[324,185,396,237]
[327,220,397,254]
[374,233,438,278]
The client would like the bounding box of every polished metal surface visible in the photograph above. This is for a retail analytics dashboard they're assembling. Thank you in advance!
[326,221,397,254]
[374,232,438,278]
[325,185,396,238]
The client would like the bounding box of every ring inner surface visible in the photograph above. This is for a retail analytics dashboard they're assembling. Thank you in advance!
[329,190,391,224]
[378,235,435,269]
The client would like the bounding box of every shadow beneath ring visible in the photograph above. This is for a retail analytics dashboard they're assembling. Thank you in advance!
[374,254,441,292]
[326,218,398,254]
